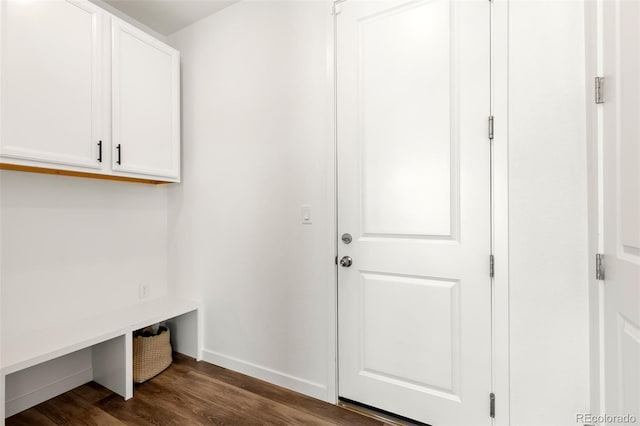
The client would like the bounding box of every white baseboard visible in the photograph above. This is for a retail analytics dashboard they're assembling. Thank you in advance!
[5,367,92,418]
[201,349,327,401]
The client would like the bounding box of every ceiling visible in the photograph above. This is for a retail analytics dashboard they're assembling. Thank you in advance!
[104,0,238,35]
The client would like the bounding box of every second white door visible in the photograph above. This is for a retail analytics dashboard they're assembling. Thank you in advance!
[337,0,492,424]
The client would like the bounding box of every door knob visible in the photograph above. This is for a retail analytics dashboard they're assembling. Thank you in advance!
[340,256,352,267]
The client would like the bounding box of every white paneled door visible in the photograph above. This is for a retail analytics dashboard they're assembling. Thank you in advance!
[602,0,640,419]
[336,0,492,425]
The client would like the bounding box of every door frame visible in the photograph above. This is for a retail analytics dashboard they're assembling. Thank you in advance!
[491,1,510,424]
[324,1,511,424]
[584,0,605,417]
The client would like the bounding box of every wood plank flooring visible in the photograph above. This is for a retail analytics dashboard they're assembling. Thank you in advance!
[6,353,385,426]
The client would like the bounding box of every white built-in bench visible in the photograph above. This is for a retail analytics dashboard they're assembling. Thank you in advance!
[1,297,200,418]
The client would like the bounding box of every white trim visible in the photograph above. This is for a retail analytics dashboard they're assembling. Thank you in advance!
[326,0,339,406]
[492,1,511,424]
[0,1,4,420]
[595,0,606,413]
[201,349,328,401]
[87,0,168,43]
[4,367,93,418]
[0,0,4,166]
[585,0,605,416]
[0,374,4,422]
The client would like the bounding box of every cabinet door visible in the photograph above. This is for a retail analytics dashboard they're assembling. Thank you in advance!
[112,19,180,180]
[0,0,105,169]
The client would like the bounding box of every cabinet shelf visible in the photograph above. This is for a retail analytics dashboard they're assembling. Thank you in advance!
[0,163,172,185]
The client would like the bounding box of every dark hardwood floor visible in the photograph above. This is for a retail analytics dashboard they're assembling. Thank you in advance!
[6,353,386,425]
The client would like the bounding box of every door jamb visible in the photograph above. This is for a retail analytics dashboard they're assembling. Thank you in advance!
[492,1,511,424]
[326,0,339,405]
[584,0,606,415]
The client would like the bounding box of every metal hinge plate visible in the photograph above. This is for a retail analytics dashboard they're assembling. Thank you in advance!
[595,77,604,104]
[332,0,346,15]
[490,254,495,278]
[488,116,494,140]
[596,253,605,280]
[490,393,495,418]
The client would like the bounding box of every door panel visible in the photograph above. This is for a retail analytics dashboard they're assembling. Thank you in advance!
[1,0,104,168]
[619,318,640,413]
[602,0,640,419]
[360,272,459,395]
[337,1,491,424]
[359,0,453,237]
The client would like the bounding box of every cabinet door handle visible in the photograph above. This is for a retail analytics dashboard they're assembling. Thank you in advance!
[116,144,121,165]
[97,140,102,163]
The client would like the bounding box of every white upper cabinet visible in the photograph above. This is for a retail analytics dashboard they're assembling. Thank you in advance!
[0,1,181,183]
[112,19,180,181]
[0,0,106,169]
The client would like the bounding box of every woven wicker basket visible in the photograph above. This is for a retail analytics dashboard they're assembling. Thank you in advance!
[133,328,172,383]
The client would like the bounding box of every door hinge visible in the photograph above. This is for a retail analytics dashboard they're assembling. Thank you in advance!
[332,0,346,15]
[596,253,605,280]
[595,77,604,104]
[490,393,495,418]
[488,116,494,140]
[490,254,495,278]
[335,255,338,266]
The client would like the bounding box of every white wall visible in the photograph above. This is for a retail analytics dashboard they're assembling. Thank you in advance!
[1,172,170,335]
[167,0,334,401]
[0,171,170,414]
[508,1,590,424]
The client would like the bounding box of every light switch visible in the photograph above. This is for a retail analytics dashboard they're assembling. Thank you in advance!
[301,204,312,224]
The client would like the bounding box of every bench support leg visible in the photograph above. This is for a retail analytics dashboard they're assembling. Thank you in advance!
[92,334,132,400]
[166,310,200,360]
